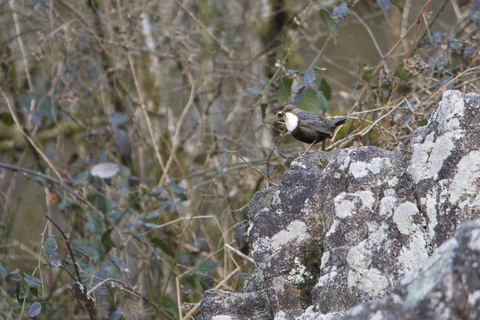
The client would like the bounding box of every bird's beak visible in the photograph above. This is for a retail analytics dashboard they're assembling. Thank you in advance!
[276,111,284,117]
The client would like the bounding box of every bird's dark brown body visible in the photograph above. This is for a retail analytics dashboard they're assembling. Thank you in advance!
[277,104,347,146]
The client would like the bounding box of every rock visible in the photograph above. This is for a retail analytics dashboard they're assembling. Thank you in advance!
[198,289,272,320]
[296,219,480,320]
[198,91,480,320]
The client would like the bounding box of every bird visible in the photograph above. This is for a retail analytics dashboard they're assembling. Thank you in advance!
[276,104,347,154]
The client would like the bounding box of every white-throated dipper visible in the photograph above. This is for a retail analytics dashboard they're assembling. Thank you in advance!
[276,104,347,154]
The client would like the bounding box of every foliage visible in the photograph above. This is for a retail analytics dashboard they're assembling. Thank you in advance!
[0,0,478,319]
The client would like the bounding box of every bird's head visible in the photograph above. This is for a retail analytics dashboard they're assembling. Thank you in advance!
[276,104,301,117]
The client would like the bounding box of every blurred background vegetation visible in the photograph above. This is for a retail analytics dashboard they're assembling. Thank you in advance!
[0,0,478,318]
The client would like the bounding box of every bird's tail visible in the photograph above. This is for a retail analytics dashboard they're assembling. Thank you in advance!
[334,117,348,127]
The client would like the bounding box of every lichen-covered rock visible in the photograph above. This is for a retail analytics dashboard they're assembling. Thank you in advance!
[198,91,480,320]
[198,290,272,320]
[408,91,480,246]
[295,218,480,320]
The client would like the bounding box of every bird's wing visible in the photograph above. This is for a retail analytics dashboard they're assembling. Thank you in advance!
[297,114,334,134]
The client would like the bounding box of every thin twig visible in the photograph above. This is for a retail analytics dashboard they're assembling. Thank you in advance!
[114,0,183,218]
[172,0,234,57]
[231,151,278,187]
[350,10,389,74]
[160,70,196,185]
[45,215,82,282]
[86,277,174,320]
[0,162,105,219]
[349,0,433,113]
[0,87,63,180]
[9,0,34,91]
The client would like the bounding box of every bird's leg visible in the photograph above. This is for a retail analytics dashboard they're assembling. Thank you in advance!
[301,141,316,156]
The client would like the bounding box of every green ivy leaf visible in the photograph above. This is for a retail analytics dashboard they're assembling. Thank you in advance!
[395,64,410,82]
[297,88,322,113]
[151,238,175,257]
[316,91,329,114]
[0,264,7,280]
[293,85,307,105]
[108,112,131,127]
[38,96,60,123]
[362,68,374,83]
[180,274,196,295]
[28,301,42,318]
[126,231,144,241]
[114,129,132,157]
[319,79,332,100]
[303,68,316,85]
[319,9,338,44]
[198,274,214,291]
[101,229,115,252]
[194,258,220,273]
[44,236,58,251]
[24,275,42,288]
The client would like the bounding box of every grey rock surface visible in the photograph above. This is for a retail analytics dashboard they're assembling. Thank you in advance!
[198,91,480,320]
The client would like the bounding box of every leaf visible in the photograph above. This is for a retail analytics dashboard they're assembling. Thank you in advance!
[45,249,59,258]
[126,231,144,241]
[172,184,187,201]
[464,47,476,55]
[247,88,262,97]
[319,9,338,44]
[101,229,115,252]
[24,275,42,288]
[29,301,42,318]
[0,264,7,280]
[277,77,293,105]
[109,255,128,271]
[319,79,332,100]
[0,112,14,125]
[151,238,175,257]
[162,296,176,310]
[293,85,307,105]
[145,210,160,219]
[303,68,316,85]
[129,219,144,227]
[74,246,100,264]
[316,91,329,114]
[333,3,348,20]
[297,88,322,113]
[194,258,220,273]
[44,236,58,251]
[38,96,60,122]
[114,129,132,157]
[198,274,214,291]
[362,68,374,83]
[395,65,410,82]
[180,274,196,295]
[377,0,392,11]
[7,268,20,281]
[108,112,131,127]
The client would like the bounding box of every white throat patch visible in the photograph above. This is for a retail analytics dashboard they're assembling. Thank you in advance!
[284,112,298,133]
